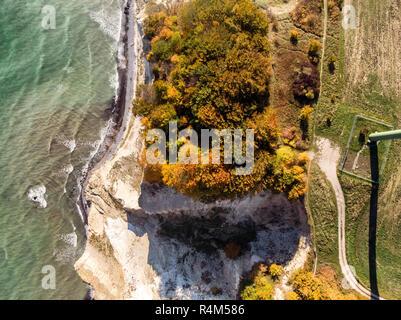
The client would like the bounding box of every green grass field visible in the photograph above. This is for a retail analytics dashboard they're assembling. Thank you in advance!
[311,0,401,299]
[308,163,339,272]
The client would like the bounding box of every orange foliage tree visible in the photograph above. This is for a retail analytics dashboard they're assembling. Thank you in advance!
[134,0,309,201]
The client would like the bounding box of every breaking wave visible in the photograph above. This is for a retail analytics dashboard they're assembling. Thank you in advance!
[27,184,47,208]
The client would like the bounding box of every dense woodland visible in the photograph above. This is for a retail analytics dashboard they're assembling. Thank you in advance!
[240,263,357,300]
[134,0,311,201]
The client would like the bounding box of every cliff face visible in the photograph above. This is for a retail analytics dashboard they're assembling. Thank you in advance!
[75,117,311,299]
[74,0,311,300]
[74,113,163,300]
[74,0,159,299]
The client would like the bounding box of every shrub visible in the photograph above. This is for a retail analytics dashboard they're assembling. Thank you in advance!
[211,286,222,296]
[290,29,299,43]
[241,276,273,300]
[298,152,310,165]
[286,291,301,300]
[269,264,282,280]
[326,115,333,127]
[241,264,274,300]
[308,40,322,55]
[299,105,314,121]
[289,268,358,300]
[290,0,323,35]
[359,126,370,146]
[328,55,337,73]
[293,63,320,102]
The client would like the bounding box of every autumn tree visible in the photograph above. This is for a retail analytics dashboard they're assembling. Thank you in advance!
[308,40,322,54]
[241,264,274,300]
[135,0,309,201]
[308,40,322,64]
[289,29,299,44]
[293,62,320,102]
[328,55,337,73]
[289,268,358,300]
[269,264,282,280]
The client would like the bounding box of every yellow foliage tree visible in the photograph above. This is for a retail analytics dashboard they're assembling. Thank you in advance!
[299,105,314,121]
[285,291,301,300]
[290,268,358,300]
[308,40,322,54]
[269,264,282,280]
[241,266,274,300]
[289,29,299,42]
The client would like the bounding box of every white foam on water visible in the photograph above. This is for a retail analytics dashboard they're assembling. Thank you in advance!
[56,83,67,93]
[63,164,74,175]
[65,139,76,153]
[80,119,113,176]
[54,224,78,264]
[59,231,78,248]
[117,42,126,69]
[54,244,76,264]
[27,185,47,208]
[89,8,122,43]
[59,164,74,184]
[109,73,119,97]
[55,135,76,153]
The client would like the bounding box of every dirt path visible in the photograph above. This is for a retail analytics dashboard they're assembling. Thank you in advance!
[319,0,328,93]
[315,137,383,300]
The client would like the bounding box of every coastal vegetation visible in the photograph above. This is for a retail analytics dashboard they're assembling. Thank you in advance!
[134,0,315,201]
[290,0,323,35]
[239,262,358,300]
[286,267,358,300]
[240,263,276,300]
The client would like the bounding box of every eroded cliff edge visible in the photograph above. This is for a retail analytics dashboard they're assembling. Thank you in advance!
[75,122,311,300]
[75,0,311,300]
[76,165,311,299]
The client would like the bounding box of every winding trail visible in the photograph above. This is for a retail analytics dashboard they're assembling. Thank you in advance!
[315,137,383,300]
[319,0,328,93]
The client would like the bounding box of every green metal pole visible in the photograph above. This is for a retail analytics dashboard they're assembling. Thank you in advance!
[369,129,401,142]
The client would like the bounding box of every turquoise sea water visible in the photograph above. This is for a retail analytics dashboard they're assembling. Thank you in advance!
[0,0,123,299]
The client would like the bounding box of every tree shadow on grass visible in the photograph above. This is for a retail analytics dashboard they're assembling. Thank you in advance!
[368,141,380,299]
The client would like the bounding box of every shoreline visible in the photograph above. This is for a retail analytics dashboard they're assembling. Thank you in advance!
[77,0,138,227]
